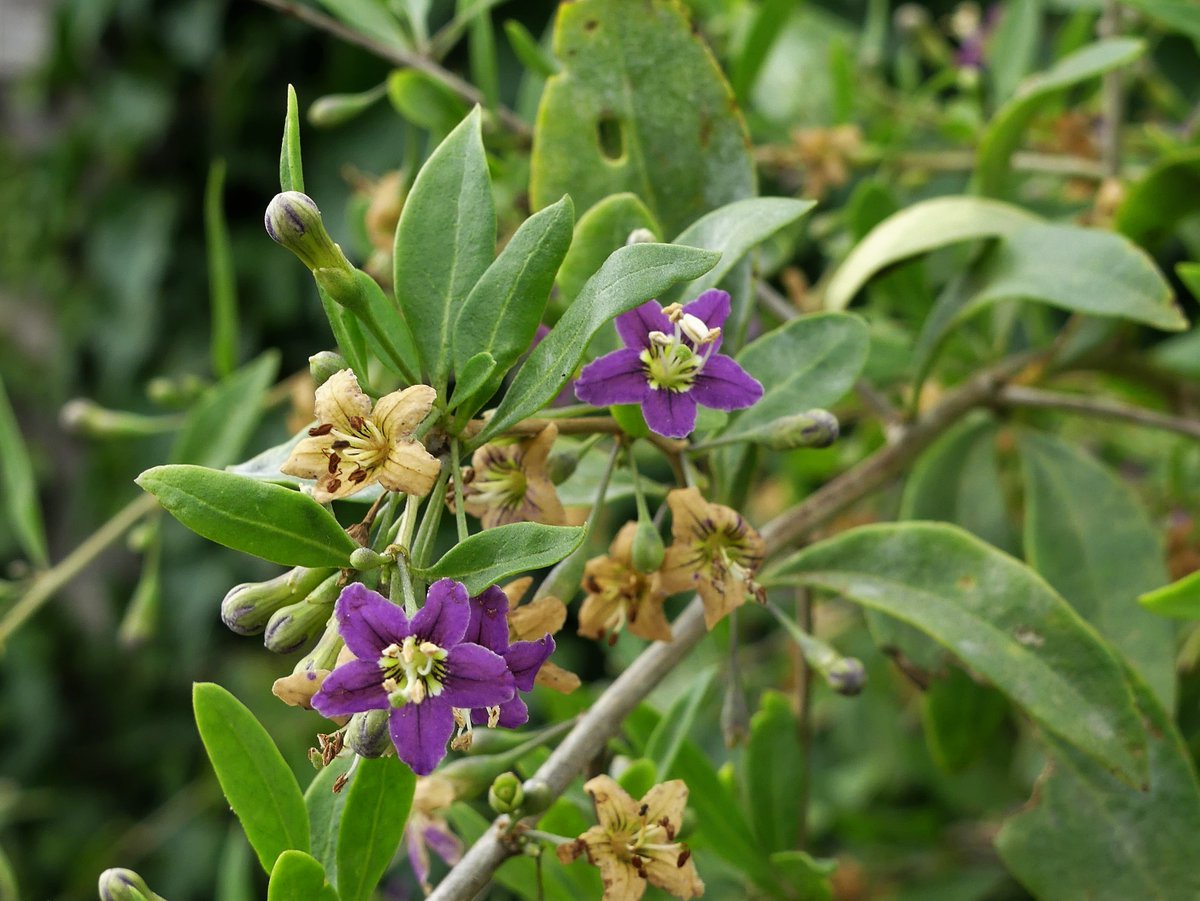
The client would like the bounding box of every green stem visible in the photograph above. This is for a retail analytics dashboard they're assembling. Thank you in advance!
[586,441,623,534]
[0,494,158,650]
[411,463,452,570]
[451,438,469,542]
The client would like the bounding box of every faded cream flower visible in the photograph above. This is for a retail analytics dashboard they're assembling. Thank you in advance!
[281,369,440,503]
[579,523,671,644]
[406,775,463,894]
[461,424,566,529]
[657,488,765,630]
[558,775,704,901]
[503,577,580,694]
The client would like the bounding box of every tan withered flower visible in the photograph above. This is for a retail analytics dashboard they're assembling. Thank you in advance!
[558,776,704,901]
[271,669,331,708]
[579,523,672,644]
[406,775,463,894]
[657,488,765,630]
[461,424,566,529]
[281,369,440,503]
[503,577,580,693]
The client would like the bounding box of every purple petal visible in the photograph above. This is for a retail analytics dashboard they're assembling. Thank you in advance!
[574,349,649,407]
[505,635,554,692]
[412,579,469,648]
[424,823,463,866]
[683,289,731,330]
[407,828,431,891]
[389,699,455,776]
[336,583,410,659]
[440,643,515,709]
[615,301,672,350]
[472,695,529,728]
[311,659,387,717]
[642,389,698,438]
[464,586,510,653]
[692,355,764,411]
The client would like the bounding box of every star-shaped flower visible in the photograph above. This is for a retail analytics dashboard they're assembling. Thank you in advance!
[310,581,515,775]
[656,488,765,629]
[579,523,672,644]
[281,369,440,503]
[460,585,556,729]
[557,775,704,901]
[573,290,762,439]
[460,424,566,529]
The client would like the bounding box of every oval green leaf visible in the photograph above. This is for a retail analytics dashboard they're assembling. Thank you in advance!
[393,106,495,387]
[137,465,359,567]
[418,523,586,596]
[1140,570,1200,620]
[336,756,415,901]
[765,522,1148,785]
[473,242,719,444]
[556,192,660,310]
[193,683,310,873]
[0,374,48,567]
[824,196,1039,311]
[266,850,338,901]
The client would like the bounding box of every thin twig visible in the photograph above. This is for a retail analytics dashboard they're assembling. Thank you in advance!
[794,588,813,849]
[1098,0,1124,179]
[996,385,1200,441]
[250,0,532,140]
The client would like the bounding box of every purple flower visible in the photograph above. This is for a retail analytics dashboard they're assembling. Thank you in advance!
[311,580,515,775]
[574,290,763,438]
[463,586,555,729]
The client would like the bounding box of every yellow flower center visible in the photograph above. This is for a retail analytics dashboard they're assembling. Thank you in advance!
[331,414,390,473]
[471,456,528,512]
[379,636,448,707]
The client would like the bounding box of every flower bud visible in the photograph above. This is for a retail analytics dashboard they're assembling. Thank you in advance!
[60,400,180,439]
[98,868,166,901]
[307,87,385,128]
[826,657,867,696]
[521,778,553,816]
[631,518,666,574]
[145,374,209,408]
[626,227,657,245]
[346,709,391,757]
[487,772,525,814]
[221,567,332,635]
[312,266,370,318]
[309,351,349,387]
[350,547,390,571]
[746,409,839,450]
[264,191,351,272]
[263,572,341,653]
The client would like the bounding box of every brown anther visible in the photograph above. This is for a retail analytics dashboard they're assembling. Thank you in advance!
[327,478,342,493]
[331,439,350,450]
[677,848,691,867]
[327,452,341,474]
[349,415,366,431]
[639,803,649,817]
[348,468,368,484]
[308,423,334,436]
[332,773,350,793]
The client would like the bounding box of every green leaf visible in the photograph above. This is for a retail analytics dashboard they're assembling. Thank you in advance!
[386,69,471,137]
[336,756,415,901]
[668,196,817,339]
[914,223,1184,378]
[452,195,574,381]
[315,0,410,53]
[615,757,658,800]
[744,691,804,854]
[418,523,586,595]
[723,312,869,439]
[0,374,48,567]
[393,106,494,387]
[975,38,1143,197]
[473,243,719,444]
[170,352,279,470]
[997,673,1200,900]
[1114,148,1200,248]
[137,465,359,567]
[504,19,558,78]
[768,851,835,901]
[765,523,1148,785]
[1018,431,1175,708]
[205,159,239,377]
[920,666,1009,772]
[1121,0,1200,50]
[193,683,310,873]
[824,196,1038,311]
[447,351,497,417]
[305,757,352,886]
[266,851,339,901]
[645,665,716,776]
[530,0,754,237]
[731,0,794,100]
[318,288,372,385]
[332,268,420,385]
[1140,570,1200,619]
[280,85,304,193]
[555,193,660,311]
[987,0,1041,107]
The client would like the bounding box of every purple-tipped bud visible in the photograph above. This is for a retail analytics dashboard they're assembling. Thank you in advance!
[746,409,840,451]
[264,191,351,272]
[220,567,331,635]
[98,868,165,901]
[309,351,349,387]
[262,572,340,653]
[487,772,525,814]
[826,657,867,696]
[346,709,391,757]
